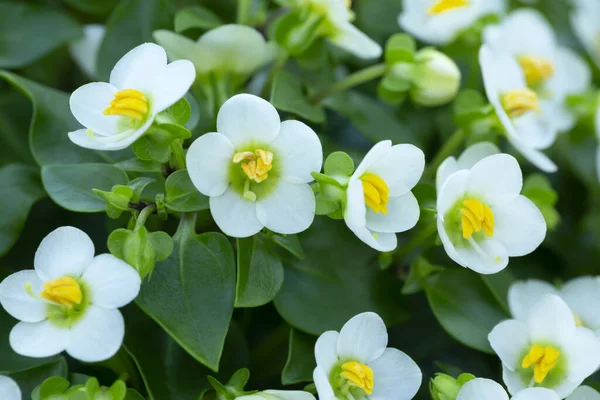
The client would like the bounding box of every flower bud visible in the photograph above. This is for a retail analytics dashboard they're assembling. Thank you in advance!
[429,373,468,400]
[409,48,461,107]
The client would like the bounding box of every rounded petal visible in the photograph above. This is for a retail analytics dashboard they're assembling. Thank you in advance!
[567,386,600,400]
[270,120,323,184]
[502,364,527,396]
[550,379,585,400]
[0,270,47,323]
[457,142,501,169]
[456,378,509,400]
[527,294,576,346]
[9,320,69,358]
[0,375,21,400]
[437,170,469,216]
[34,226,95,281]
[437,217,466,268]
[513,113,557,150]
[512,388,560,400]
[368,348,422,400]
[506,134,558,173]
[367,144,425,197]
[109,43,167,92]
[209,187,263,238]
[314,331,340,375]
[82,254,141,309]
[313,367,336,400]
[216,94,281,148]
[564,327,600,382]
[70,82,121,136]
[256,182,315,235]
[466,154,522,207]
[336,312,387,364]
[560,276,600,331]
[436,156,459,193]
[262,390,317,400]
[353,141,392,179]
[365,192,419,234]
[508,280,558,321]
[488,319,530,370]
[330,23,382,60]
[186,132,235,197]
[66,306,124,362]
[149,59,196,113]
[68,119,153,151]
[549,48,591,99]
[454,238,509,275]
[570,0,600,69]
[69,24,105,78]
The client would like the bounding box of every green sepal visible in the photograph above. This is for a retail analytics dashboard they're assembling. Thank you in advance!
[323,151,354,177]
[155,97,192,126]
[133,123,192,163]
[92,185,133,219]
[155,193,168,220]
[208,369,256,400]
[311,171,343,188]
[315,193,340,216]
[377,82,407,105]
[384,33,416,65]
[36,376,70,399]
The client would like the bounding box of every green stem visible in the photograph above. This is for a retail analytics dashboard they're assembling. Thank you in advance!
[135,204,157,231]
[174,212,197,243]
[260,51,290,98]
[170,139,186,171]
[423,129,466,180]
[393,220,438,263]
[309,63,387,104]
[237,0,252,25]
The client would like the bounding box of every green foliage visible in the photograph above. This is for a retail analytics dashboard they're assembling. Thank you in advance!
[175,6,222,32]
[282,329,316,385]
[270,70,325,123]
[165,169,209,212]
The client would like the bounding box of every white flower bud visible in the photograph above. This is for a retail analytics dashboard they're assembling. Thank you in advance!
[410,48,461,106]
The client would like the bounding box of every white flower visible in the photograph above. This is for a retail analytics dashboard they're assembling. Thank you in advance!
[568,386,600,400]
[186,94,322,238]
[483,9,591,133]
[69,24,105,79]
[344,140,424,252]
[508,277,600,335]
[479,45,558,173]
[489,294,600,398]
[457,378,559,400]
[570,0,600,69]
[0,227,141,362]
[436,141,500,192]
[436,153,546,274]
[68,43,195,151]
[237,390,316,400]
[313,312,422,400]
[0,376,21,400]
[409,48,461,107]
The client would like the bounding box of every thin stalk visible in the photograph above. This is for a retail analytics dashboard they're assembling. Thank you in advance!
[423,129,466,180]
[170,139,186,171]
[135,204,157,231]
[309,63,387,104]
[237,0,252,25]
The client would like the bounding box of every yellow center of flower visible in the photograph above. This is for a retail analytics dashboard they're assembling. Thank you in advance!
[104,89,149,121]
[460,199,494,239]
[501,88,540,119]
[518,55,555,87]
[361,173,390,214]
[428,0,469,15]
[233,149,274,184]
[340,362,374,395]
[522,345,560,384]
[40,277,82,308]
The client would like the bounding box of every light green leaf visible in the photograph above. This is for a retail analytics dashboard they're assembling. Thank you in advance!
[270,70,325,123]
[165,169,209,212]
[175,6,222,32]
[323,151,354,177]
[116,158,163,173]
[156,98,192,126]
[282,329,316,385]
[12,358,68,400]
[109,228,173,279]
[384,33,415,65]
[133,124,191,163]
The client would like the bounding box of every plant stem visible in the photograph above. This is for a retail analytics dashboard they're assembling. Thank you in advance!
[237,0,252,25]
[393,220,438,263]
[423,129,466,180]
[309,63,387,104]
[170,139,186,171]
[135,204,157,231]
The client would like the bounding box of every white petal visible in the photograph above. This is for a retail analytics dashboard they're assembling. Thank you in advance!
[436,156,459,193]
[560,276,600,331]
[548,48,591,99]
[353,141,392,179]
[570,0,600,69]
[466,154,522,207]
[512,388,560,400]
[66,306,124,362]
[513,113,557,150]
[256,182,315,235]
[479,45,526,100]
[69,24,105,79]
[488,319,530,370]
[9,320,69,358]
[563,327,600,382]
[270,120,323,184]
[330,23,382,60]
[502,364,527,396]
[457,142,501,168]
[149,59,195,113]
[70,82,121,136]
[109,43,167,92]
[313,367,336,400]
[365,192,419,233]
[454,239,509,275]
[336,312,387,364]
[186,132,235,197]
[506,134,558,173]
[209,187,263,238]
[567,386,600,400]
[34,226,95,281]
[0,375,21,400]
[368,348,422,400]
[0,270,47,323]
[68,119,153,151]
[550,379,584,400]
[314,331,340,375]
[82,254,141,309]
[507,280,558,321]
[437,169,469,216]
[367,144,425,197]
[262,390,317,400]
[456,378,509,400]
[216,94,280,148]
[436,217,466,268]
[527,294,576,346]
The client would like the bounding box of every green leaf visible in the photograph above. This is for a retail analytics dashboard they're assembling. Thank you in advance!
[165,169,209,212]
[12,358,68,399]
[270,70,325,123]
[0,164,46,257]
[0,3,81,68]
[282,329,316,385]
[274,217,409,335]
[109,228,173,279]
[401,257,444,295]
[384,33,416,65]
[156,98,192,126]
[115,158,163,173]
[128,177,156,203]
[136,215,236,371]
[62,0,121,15]
[93,185,133,219]
[235,235,284,308]
[133,124,191,163]
[41,164,129,212]
[175,6,222,32]
[323,152,355,177]
[523,174,560,230]
[125,389,146,400]
[270,234,305,259]
[423,268,509,353]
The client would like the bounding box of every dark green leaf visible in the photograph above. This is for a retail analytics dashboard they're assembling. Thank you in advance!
[12,358,68,399]
[175,6,222,32]
[165,169,209,212]
[133,124,191,163]
[115,158,163,173]
[401,257,444,295]
[270,234,305,259]
[282,329,316,385]
[62,0,121,15]
[270,70,325,123]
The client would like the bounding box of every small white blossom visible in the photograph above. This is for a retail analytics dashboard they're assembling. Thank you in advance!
[457,378,559,400]
[0,375,21,400]
[69,24,105,79]
[570,0,600,69]
[0,227,141,362]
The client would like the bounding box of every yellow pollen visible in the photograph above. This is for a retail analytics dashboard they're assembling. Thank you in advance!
[361,173,390,214]
[460,199,494,239]
[40,277,82,308]
[428,0,470,15]
[233,149,274,183]
[518,55,555,86]
[103,89,149,121]
[340,362,374,395]
[501,88,540,118]
[522,345,560,384]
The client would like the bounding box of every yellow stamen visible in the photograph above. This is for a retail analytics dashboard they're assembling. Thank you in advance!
[501,88,540,118]
[361,173,390,214]
[233,149,274,183]
[522,345,560,384]
[340,362,374,395]
[103,89,149,121]
[428,0,470,15]
[518,55,555,86]
[460,199,494,239]
[40,277,82,308]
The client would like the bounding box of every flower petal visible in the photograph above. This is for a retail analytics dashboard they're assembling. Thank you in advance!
[82,254,141,309]
[367,144,425,197]
[262,390,317,400]
[149,59,196,113]
[564,326,600,382]
[488,319,530,370]
[34,226,95,281]
[507,280,558,321]
[313,367,336,400]
[330,23,382,60]
[513,112,557,150]
[109,43,167,92]
[270,120,323,184]
[314,331,340,376]
[209,187,263,238]
[216,94,280,148]
[368,348,422,400]
[336,312,387,364]
[456,142,501,169]
[548,48,591,100]
[512,388,560,400]
[69,82,121,136]
[0,375,21,400]
[456,378,509,400]
[0,270,47,323]
[69,24,105,79]
[256,182,315,235]
[9,320,69,358]
[437,169,469,217]
[66,306,124,362]
[436,156,459,193]
[506,133,558,173]
[353,141,392,179]
[365,192,419,234]
[567,386,600,400]
[437,217,466,268]
[454,238,509,275]
[502,364,527,396]
[466,154,522,207]
[527,294,576,346]
[68,120,153,151]
[186,132,235,197]
[560,276,600,332]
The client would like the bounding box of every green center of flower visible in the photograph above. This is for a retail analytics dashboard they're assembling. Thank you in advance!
[330,360,375,400]
[229,143,280,202]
